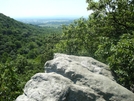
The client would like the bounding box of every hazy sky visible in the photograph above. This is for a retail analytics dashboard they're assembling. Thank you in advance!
[0,0,92,18]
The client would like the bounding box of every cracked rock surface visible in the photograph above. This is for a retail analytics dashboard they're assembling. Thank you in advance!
[16,53,134,101]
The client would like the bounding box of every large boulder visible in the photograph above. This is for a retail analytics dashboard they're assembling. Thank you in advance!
[16,53,134,101]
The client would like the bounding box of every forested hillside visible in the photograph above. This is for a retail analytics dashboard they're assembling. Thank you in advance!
[54,0,134,93]
[0,13,62,100]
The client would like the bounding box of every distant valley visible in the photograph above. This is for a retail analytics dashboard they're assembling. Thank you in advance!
[15,17,77,27]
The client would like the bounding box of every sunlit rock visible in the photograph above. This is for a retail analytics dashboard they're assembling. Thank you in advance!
[16,53,134,101]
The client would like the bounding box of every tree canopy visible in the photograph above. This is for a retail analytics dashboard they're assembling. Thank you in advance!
[55,0,134,92]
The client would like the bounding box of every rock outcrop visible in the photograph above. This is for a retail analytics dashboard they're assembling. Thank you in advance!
[16,53,134,101]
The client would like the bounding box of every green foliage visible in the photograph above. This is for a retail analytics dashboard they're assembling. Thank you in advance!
[0,13,61,100]
[0,62,21,100]
[55,18,98,57]
[54,0,134,92]
[95,37,113,63]
[108,33,134,89]
[86,0,134,37]
[86,0,134,91]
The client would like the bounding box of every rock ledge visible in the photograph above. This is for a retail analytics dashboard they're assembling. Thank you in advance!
[16,53,134,101]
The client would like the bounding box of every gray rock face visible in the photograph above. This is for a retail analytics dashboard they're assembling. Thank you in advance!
[16,53,134,101]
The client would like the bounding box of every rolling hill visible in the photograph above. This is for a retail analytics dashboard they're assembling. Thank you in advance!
[0,13,61,100]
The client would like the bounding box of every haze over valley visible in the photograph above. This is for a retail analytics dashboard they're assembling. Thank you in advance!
[15,17,77,27]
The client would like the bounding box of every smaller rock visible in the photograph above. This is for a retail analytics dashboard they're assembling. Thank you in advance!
[16,73,72,101]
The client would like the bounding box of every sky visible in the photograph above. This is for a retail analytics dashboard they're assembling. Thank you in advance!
[0,0,92,18]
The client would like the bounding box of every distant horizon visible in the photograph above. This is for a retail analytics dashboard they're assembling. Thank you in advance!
[14,15,88,19]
